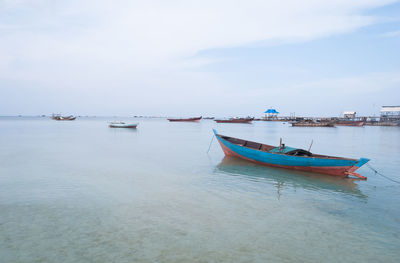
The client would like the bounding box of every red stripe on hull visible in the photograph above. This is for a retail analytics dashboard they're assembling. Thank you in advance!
[218,140,355,177]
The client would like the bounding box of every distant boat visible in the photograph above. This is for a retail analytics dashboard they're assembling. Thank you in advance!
[291,120,334,127]
[364,121,400,126]
[213,129,369,179]
[203,117,215,120]
[214,117,254,124]
[335,120,365,126]
[51,114,76,121]
[109,122,138,128]
[167,116,202,122]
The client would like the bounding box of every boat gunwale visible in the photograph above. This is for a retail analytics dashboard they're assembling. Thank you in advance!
[216,133,357,161]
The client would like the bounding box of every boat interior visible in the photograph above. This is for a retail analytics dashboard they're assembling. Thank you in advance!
[218,134,353,160]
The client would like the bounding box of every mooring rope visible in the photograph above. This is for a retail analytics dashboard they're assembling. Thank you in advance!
[366,163,400,184]
[206,134,215,153]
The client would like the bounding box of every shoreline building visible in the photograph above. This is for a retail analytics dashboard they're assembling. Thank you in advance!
[343,111,356,119]
[380,106,400,122]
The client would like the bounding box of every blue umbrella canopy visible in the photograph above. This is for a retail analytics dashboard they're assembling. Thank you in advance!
[264,109,279,114]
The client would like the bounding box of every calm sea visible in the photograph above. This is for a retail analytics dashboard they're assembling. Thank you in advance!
[0,117,399,262]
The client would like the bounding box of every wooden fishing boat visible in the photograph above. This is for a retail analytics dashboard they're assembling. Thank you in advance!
[364,121,400,126]
[109,122,138,128]
[214,117,254,124]
[291,121,334,127]
[335,120,365,126]
[167,116,202,122]
[51,114,76,121]
[213,129,369,179]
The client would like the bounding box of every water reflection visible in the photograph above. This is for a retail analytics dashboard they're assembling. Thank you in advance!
[215,156,366,199]
[107,127,138,133]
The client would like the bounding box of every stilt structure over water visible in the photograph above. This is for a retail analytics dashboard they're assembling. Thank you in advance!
[380,106,400,122]
[257,106,400,126]
[264,108,280,121]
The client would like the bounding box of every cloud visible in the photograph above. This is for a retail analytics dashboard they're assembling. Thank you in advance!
[0,0,397,115]
[380,30,400,37]
[1,0,395,66]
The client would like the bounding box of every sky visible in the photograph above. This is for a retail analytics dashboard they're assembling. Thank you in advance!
[0,0,399,117]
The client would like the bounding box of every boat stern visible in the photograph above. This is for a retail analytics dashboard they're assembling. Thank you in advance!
[212,129,218,136]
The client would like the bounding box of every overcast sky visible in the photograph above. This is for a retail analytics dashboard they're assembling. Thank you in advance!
[1,0,399,117]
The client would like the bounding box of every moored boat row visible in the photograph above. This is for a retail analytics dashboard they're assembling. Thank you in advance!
[291,119,367,127]
[166,116,255,124]
[50,114,397,127]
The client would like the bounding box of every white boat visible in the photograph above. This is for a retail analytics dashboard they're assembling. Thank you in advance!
[109,122,138,128]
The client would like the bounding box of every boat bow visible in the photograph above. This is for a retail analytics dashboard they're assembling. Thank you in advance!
[355,158,370,167]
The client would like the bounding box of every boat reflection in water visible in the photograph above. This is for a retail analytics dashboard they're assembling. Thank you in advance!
[215,156,366,199]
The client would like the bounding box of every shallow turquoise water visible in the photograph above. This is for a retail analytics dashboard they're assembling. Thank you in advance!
[0,117,399,262]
